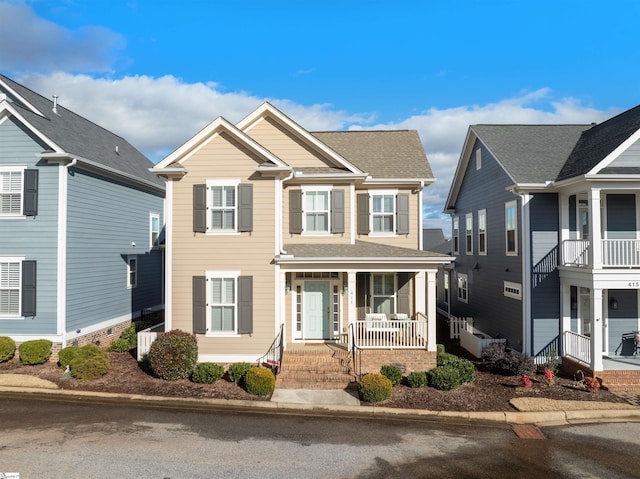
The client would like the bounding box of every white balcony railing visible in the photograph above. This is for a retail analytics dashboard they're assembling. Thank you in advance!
[562,239,640,267]
[563,330,591,365]
[353,319,427,349]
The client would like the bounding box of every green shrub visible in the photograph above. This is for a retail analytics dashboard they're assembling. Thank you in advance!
[69,344,110,381]
[455,358,476,384]
[228,362,252,384]
[437,351,460,367]
[108,338,132,353]
[148,330,199,381]
[359,373,393,403]
[0,336,16,362]
[436,343,445,355]
[428,366,462,391]
[120,325,138,347]
[245,367,276,396]
[481,343,534,376]
[191,362,225,384]
[18,339,52,365]
[380,364,403,386]
[406,371,427,388]
[58,346,79,370]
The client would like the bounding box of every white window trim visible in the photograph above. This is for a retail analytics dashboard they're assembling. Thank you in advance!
[301,185,332,236]
[465,213,473,255]
[0,256,24,318]
[457,273,468,303]
[206,270,241,337]
[149,213,160,248]
[453,216,459,254]
[505,200,518,256]
[504,281,522,300]
[0,165,27,219]
[370,272,397,314]
[443,271,449,305]
[369,189,398,237]
[205,179,241,235]
[126,255,137,289]
[475,148,482,170]
[478,209,487,255]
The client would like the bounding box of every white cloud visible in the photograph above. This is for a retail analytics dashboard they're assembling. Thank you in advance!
[0,2,124,72]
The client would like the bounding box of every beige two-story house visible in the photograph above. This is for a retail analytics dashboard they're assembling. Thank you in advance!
[152,102,451,379]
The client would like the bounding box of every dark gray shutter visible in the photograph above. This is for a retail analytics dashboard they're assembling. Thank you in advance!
[21,261,36,317]
[193,184,207,233]
[331,189,344,233]
[397,193,410,234]
[289,190,302,234]
[357,193,370,235]
[238,276,253,334]
[23,169,38,216]
[397,273,410,315]
[356,272,370,319]
[192,276,206,334]
[238,184,253,232]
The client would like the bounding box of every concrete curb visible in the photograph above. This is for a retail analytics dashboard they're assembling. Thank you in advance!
[1,385,639,426]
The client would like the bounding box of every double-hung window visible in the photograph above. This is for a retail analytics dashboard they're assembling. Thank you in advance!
[0,260,20,315]
[505,201,518,255]
[465,213,473,254]
[127,256,137,289]
[193,180,252,234]
[209,181,238,231]
[457,273,468,303]
[150,213,160,248]
[478,209,487,254]
[303,187,330,233]
[372,192,396,233]
[371,273,395,315]
[453,217,459,254]
[210,274,237,333]
[0,168,23,216]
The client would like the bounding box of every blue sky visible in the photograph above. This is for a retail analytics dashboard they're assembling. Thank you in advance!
[1,0,639,232]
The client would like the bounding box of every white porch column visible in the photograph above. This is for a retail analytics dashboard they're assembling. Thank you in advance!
[277,269,287,350]
[559,192,570,264]
[415,270,434,351]
[591,288,604,371]
[561,282,572,356]
[589,189,602,269]
[347,271,357,348]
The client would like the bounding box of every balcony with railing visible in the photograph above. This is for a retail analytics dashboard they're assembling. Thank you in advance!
[562,239,640,268]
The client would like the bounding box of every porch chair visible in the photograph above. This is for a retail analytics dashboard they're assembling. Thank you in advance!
[635,332,640,357]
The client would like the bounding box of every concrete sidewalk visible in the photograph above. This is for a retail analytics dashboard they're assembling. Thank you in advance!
[0,373,639,426]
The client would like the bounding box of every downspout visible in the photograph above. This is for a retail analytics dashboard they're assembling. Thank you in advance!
[275,168,294,351]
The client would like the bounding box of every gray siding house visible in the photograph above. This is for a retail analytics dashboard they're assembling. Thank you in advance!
[443,105,640,387]
[0,74,165,349]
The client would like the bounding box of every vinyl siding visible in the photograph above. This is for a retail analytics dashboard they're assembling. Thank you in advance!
[66,168,164,332]
[530,193,560,355]
[245,116,330,168]
[171,132,277,356]
[609,138,640,167]
[448,139,523,349]
[0,117,58,334]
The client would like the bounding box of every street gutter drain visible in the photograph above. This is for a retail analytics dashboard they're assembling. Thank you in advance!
[511,424,546,439]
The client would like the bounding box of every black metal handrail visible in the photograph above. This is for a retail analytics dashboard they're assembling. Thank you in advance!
[349,323,362,380]
[257,323,285,374]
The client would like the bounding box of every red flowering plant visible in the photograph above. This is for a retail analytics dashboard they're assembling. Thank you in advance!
[543,368,555,385]
[519,374,533,388]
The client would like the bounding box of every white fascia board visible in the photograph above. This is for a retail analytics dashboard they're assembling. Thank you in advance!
[507,182,556,193]
[1,102,64,152]
[274,256,453,266]
[444,127,476,211]
[155,115,288,169]
[588,127,640,174]
[236,102,364,174]
[0,77,45,116]
[363,177,434,186]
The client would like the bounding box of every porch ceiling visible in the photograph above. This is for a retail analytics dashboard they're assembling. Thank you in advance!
[276,240,452,267]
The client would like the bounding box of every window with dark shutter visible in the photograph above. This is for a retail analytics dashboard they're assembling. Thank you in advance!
[331,189,344,233]
[23,169,38,216]
[193,184,207,233]
[357,194,370,235]
[21,261,36,317]
[192,276,206,334]
[238,184,253,232]
[237,276,253,334]
[289,190,302,234]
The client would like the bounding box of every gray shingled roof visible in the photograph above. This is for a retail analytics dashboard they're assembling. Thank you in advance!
[313,130,433,179]
[283,240,449,260]
[558,105,640,180]
[471,124,590,183]
[0,74,164,190]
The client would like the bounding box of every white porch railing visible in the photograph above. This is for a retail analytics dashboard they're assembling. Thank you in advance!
[562,239,590,266]
[562,239,640,267]
[136,322,165,361]
[449,316,473,339]
[353,319,427,349]
[563,330,591,365]
[602,239,640,266]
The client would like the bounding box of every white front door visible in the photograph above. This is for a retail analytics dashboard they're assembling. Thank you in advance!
[303,281,330,339]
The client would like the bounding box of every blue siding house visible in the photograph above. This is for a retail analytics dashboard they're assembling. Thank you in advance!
[0,74,165,350]
[443,105,640,389]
